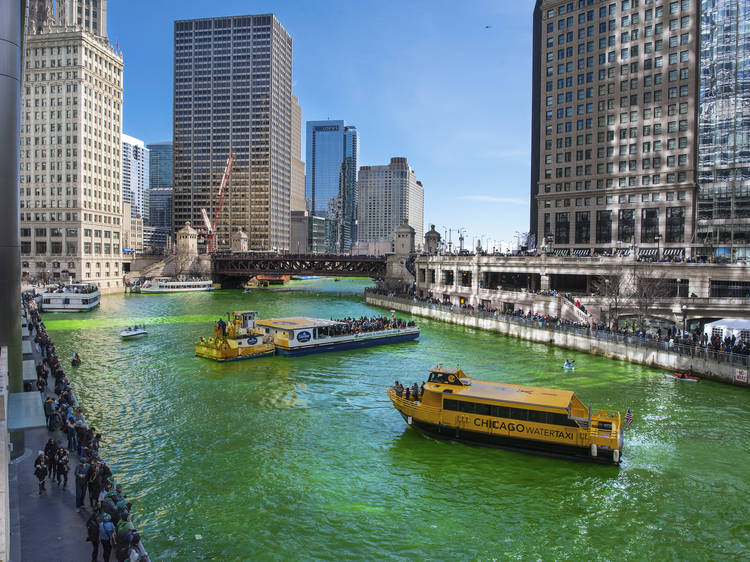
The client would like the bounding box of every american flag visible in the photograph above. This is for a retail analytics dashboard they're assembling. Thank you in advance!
[625,407,633,429]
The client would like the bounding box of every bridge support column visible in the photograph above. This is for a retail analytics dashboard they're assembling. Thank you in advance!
[541,274,551,291]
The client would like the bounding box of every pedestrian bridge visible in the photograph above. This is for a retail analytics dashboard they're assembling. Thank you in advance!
[212,252,387,285]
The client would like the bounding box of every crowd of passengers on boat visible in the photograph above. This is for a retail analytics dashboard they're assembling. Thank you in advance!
[330,316,417,336]
[392,381,423,401]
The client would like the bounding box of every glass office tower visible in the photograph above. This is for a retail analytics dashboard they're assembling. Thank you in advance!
[147,141,173,190]
[305,120,359,252]
[696,0,750,259]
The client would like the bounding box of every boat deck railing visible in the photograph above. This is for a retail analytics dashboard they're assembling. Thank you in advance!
[387,388,443,419]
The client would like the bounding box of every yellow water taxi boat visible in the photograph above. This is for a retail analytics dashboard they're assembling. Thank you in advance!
[388,365,623,465]
[194,311,275,361]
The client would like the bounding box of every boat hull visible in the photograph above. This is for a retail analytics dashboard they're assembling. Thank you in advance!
[401,414,620,465]
[140,287,214,293]
[275,331,419,357]
[121,332,147,339]
[195,343,276,362]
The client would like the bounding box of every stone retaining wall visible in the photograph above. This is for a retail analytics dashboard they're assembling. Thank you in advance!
[365,295,749,388]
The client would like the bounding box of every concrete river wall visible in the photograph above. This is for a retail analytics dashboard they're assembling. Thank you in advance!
[365,294,750,388]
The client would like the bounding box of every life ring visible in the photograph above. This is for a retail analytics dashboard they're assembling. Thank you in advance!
[448,375,456,383]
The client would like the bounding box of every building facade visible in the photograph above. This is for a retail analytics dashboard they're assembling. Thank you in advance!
[148,186,172,230]
[305,120,359,252]
[173,14,293,252]
[20,0,125,291]
[357,157,424,250]
[695,0,750,259]
[122,133,149,220]
[147,141,172,190]
[531,0,699,258]
[290,94,305,213]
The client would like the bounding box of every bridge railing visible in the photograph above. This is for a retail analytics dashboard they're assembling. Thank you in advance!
[365,291,750,369]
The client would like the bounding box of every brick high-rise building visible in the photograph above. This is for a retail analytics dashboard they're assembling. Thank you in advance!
[531,0,699,258]
[173,14,293,251]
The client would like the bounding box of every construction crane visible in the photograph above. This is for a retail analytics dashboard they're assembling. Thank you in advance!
[199,153,235,253]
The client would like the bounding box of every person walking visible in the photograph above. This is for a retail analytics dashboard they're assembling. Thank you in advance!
[99,512,116,562]
[44,438,57,482]
[75,460,89,512]
[85,510,100,562]
[56,447,69,487]
[33,452,47,494]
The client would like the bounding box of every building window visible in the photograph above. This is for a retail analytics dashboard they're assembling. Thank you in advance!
[641,208,659,242]
[596,210,612,244]
[666,207,685,243]
[555,212,570,245]
[575,211,590,244]
[619,209,635,242]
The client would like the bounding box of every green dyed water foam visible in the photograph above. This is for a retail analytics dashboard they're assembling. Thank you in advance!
[43,278,750,559]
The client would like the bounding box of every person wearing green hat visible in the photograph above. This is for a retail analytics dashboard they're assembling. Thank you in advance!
[99,512,116,562]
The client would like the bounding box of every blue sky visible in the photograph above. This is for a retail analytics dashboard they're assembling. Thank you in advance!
[109,0,534,248]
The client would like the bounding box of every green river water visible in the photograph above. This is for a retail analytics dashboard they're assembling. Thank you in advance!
[42,278,750,560]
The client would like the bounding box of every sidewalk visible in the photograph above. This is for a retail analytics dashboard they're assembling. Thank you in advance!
[9,322,93,562]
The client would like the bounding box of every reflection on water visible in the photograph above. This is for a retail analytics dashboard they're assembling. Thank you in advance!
[43,278,750,559]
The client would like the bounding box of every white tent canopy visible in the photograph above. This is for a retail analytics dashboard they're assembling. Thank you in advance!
[703,318,750,341]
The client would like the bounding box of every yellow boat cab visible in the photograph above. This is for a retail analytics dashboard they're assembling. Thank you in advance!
[195,311,275,361]
[387,365,623,465]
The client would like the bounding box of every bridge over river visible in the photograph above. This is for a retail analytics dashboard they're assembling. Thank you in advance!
[212,252,388,286]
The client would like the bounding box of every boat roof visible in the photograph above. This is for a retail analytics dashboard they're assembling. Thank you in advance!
[431,379,575,410]
[232,310,258,316]
[256,317,345,330]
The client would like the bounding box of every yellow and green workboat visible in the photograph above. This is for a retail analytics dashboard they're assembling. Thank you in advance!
[388,365,623,465]
[195,311,275,361]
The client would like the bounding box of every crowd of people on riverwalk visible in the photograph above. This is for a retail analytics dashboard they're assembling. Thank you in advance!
[365,287,750,363]
[24,295,146,562]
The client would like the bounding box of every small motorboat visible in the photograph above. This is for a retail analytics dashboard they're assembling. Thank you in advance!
[120,324,148,339]
[664,371,699,382]
[71,353,82,367]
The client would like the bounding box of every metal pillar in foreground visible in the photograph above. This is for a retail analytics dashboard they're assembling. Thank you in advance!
[0,0,22,394]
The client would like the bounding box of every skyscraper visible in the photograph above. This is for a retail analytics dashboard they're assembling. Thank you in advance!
[147,141,172,190]
[173,15,293,252]
[357,157,424,249]
[20,0,125,290]
[696,0,750,259]
[305,120,359,252]
[122,134,149,220]
[531,0,699,258]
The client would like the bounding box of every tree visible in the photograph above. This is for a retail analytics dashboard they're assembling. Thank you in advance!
[623,263,671,333]
[592,273,625,328]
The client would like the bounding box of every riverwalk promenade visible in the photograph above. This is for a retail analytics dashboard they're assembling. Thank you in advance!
[7,304,150,561]
[365,292,750,387]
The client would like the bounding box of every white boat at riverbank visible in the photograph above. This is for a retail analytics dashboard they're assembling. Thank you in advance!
[40,283,100,312]
[140,277,215,293]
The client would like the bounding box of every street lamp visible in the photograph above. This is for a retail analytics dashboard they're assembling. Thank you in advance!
[654,233,662,260]
[676,277,681,298]
[681,304,687,334]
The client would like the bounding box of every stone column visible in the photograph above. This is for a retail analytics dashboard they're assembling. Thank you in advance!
[541,273,551,290]
[0,1,22,394]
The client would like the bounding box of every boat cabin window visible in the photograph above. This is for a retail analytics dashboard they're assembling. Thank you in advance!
[443,398,579,427]
[429,371,463,384]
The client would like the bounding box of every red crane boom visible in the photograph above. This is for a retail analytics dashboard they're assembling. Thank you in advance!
[199,153,235,253]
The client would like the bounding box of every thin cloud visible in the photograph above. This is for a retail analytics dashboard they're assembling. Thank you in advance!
[460,195,528,205]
